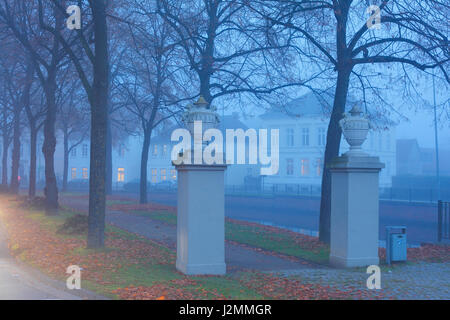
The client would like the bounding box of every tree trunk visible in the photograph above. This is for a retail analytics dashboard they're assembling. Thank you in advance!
[105,114,112,195]
[319,67,352,244]
[87,0,109,248]
[10,109,21,194]
[28,128,37,197]
[62,131,69,192]
[42,96,58,214]
[1,137,8,187]
[139,130,151,204]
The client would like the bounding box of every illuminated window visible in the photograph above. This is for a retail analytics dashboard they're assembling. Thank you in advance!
[117,168,125,182]
[71,168,77,179]
[82,168,88,179]
[161,169,167,181]
[152,145,158,156]
[286,128,294,147]
[171,169,177,180]
[301,159,310,176]
[302,128,309,146]
[286,159,294,175]
[151,169,157,183]
[82,144,88,157]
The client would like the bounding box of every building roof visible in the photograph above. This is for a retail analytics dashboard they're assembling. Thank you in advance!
[260,92,330,120]
[150,114,249,144]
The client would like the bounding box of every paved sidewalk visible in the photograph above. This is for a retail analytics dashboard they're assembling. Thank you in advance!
[0,221,82,300]
[278,262,450,299]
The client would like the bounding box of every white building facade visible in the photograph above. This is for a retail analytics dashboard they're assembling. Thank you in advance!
[255,92,396,188]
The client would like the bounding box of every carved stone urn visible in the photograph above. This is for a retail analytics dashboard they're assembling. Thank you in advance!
[183,95,220,138]
[339,105,370,157]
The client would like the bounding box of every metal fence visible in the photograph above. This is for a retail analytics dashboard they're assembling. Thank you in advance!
[438,201,450,242]
[225,183,450,203]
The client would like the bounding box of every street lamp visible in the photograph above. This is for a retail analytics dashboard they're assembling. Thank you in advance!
[432,71,441,201]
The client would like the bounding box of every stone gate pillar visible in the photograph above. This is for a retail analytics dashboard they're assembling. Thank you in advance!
[329,106,384,268]
[175,163,227,275]
[173,96,227,275]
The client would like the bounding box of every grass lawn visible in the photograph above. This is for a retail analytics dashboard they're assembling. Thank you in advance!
[129,209,329,264]
[0,195,272,299]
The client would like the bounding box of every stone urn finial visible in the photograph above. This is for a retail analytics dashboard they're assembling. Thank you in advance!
[339,105,370,157]
[183,95,220,138]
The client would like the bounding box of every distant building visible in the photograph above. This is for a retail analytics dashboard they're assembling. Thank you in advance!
[146,113,257,187]
[59,114,257,189]
[254,92,396,188]
[396,138,450,176]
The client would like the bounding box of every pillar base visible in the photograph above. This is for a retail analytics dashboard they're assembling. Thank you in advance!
[330,255,379,268]
[176,261,226,275]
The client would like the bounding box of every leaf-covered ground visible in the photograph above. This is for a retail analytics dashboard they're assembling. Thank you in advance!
[0,194,448,300]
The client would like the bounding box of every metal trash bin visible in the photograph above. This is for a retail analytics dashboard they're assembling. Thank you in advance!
[386,226,407,265]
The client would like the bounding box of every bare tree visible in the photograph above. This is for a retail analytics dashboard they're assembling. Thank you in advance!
[115,0,185,203]
[0,44,35,194]
[0,0,67,212]
[252,0,450,243]
[44,0,110,248]
[24,74,46,198]
[156,0,306,106]
[56,69,89,192]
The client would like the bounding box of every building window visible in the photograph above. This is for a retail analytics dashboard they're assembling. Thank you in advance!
[318,128,326,146]
[171,169,177,180]
[152,145,158,156]
[71,147,77,158]
[301,159,310,176]
[71,168,77,179]
[286,128,294,147]
[82,144,88,157]
[151,169,157,183]
[117,168,125,182]
[286,159,294,175]
[161,169,167,181]
[316,158,322,176]
[302,128,309,146]
[82,167,88,179]
[163,145,168,157]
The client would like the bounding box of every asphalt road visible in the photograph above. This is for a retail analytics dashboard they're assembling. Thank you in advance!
[143,191,439,244]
